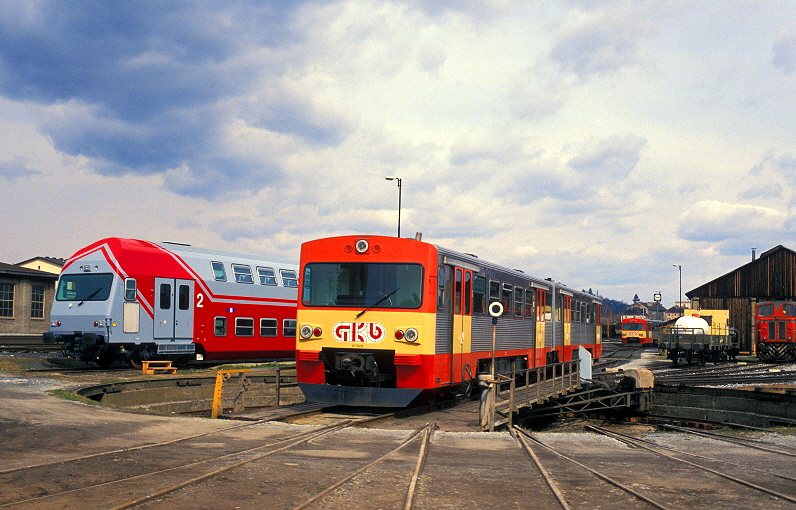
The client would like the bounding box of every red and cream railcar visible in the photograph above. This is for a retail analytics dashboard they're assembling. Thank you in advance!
[295,235,601,407]
[621,318,659,345]
[755,300,796,362]
[44,238,298,367]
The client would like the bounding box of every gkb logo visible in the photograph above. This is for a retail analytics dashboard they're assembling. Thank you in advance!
[333,322,385,343]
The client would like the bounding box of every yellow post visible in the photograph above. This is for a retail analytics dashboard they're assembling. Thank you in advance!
[210,371,225,419]
[210,369,251,419]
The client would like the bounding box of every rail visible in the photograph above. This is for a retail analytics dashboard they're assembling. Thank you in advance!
[479,360,581,431]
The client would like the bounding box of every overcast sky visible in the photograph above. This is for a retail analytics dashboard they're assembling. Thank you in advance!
[1,1,795,307]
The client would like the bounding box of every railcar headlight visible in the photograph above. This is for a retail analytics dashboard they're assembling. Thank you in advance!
[355,239,369,253]
[404,328,418,342]
[300,324,314,339]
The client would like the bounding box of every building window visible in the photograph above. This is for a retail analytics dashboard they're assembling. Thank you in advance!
[283,319,297,338]
[260,318,278,336]
[280,269,298,287]
[232,264,254,284]
[211,261,226,281]
[214,317,226,336]
[235,317,254,336]
[257,267,277,286]
[31,285,45,318]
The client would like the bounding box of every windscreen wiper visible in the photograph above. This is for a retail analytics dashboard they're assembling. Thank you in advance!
[355,288,399,319]
[78,288,102,306]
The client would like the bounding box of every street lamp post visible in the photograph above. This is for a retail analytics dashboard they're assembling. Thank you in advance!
[385,176,402,237]
[672,264,682,306]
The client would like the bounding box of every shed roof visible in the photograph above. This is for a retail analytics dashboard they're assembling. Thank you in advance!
[0,262,59,280]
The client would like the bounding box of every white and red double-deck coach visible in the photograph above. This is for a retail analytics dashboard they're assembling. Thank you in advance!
[44,237,298,367]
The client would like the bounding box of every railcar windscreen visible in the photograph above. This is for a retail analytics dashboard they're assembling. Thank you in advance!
[757,303,774,316]
[56,273,114,302]
[623,323,644,331]
[302,263,423,309]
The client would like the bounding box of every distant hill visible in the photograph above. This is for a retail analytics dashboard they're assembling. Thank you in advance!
[597,296,627,323]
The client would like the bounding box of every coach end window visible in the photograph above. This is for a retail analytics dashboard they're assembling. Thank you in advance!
[124,278,136,301]
[214,317,227,336]
[212,262,226,281]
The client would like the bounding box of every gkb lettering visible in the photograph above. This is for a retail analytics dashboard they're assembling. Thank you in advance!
[333,322,385,343]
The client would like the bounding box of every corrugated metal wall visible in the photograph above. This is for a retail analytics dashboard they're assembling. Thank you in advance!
[686,246,796,353]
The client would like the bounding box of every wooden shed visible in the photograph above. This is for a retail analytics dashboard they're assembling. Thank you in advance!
[686,245,796,353]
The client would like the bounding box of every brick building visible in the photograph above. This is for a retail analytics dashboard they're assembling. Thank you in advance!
[0,262,59,342]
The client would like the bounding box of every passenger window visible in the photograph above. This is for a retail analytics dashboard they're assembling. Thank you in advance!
[489,281,500,303]
[124,278,136,301]
[524,289,533,318]
[235,317,254,336]
[501,284,512,316]
[232,264,254,284]
[280,269,298,287]
[159,283,171,309]
[260,318,278,336]
[283,319,297,337]
[211,261,226,281]
[214,317,227,336]
[473,276,486,314]
[514,287,523,317]
[257,267,277,285]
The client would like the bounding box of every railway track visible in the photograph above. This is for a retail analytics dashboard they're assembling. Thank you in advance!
[514,425,796,509]
[0,415,425,509]
[652,362,796,386]
[4,391,795,509]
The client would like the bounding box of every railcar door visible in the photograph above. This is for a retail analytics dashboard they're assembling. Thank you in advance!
[451,267,473,384]
[154,278,194,340]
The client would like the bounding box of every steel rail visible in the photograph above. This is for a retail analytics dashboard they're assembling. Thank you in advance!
[292,423,433,510]
[587,425,796,504]
[512,427,571,510]
[513,428,672,510]
[112,422,352,510]
[403,424,433,510]
[0,422,350,509]
[0,418,272,476]
[661,424,796,458]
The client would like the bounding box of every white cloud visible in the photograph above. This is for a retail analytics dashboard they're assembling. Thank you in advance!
[1,1,796,306]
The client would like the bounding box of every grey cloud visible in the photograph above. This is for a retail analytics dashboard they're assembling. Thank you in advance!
[739,182,783,200]
[0,156,39,182]
[773,36,796,75]
[567,133,647,180]
[0,1,334,199]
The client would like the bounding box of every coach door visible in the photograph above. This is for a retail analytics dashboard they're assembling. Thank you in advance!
[154,278,194,340]
[451,267,473,384]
